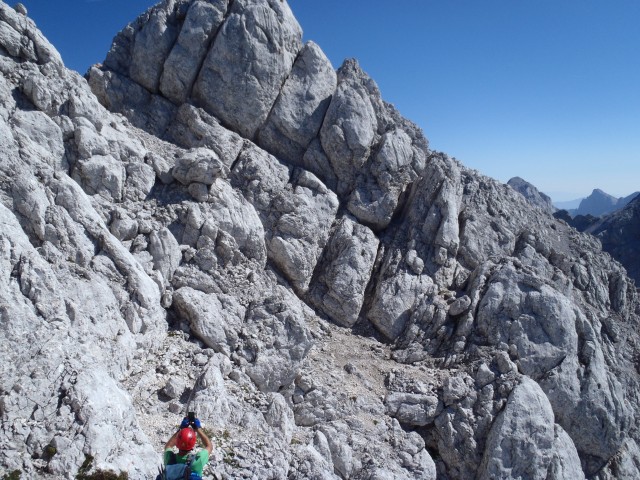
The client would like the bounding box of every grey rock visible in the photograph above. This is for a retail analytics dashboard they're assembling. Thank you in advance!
[75,123,109,159]
[129,0,182,93]
[264,393,295,444]
[109,209,138,241]
[385,392,440,427]
[368,257,434,340]
[188,182,209,201]
[0,2,62,65]
[257,41,336,163]
[348,128,425,230]
[11,109,65,170]
[87,66,178,137]
[13,3,26,15]
[125,162,156,201]
[147,152,175,185]
[231,145,339,293]
[240,287,314,392]
[320,59,378,195]
[172,147,228,186]
[309,217,379,327]
[192,0,303,138]
[159,0,228,104]
[301,138,339,191]
[72,154,125,201]
[478,377,561,480]
[546,426,586,480]
[172,287,245,354]
[149,228,181,284]
[475,363,496,388]
[448,295,471,316]
[442,375,471,406]
[166,104,245,169]
[162,376,187,399]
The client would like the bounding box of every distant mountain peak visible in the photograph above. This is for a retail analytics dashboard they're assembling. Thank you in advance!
[577,188,638,217]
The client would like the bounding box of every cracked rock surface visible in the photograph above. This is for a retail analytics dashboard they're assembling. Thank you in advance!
[1,1,640,479]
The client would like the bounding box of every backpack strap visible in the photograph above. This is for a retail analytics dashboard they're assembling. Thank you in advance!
[183,453,195,480]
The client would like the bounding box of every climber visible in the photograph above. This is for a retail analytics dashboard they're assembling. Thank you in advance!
[162,415,213,479]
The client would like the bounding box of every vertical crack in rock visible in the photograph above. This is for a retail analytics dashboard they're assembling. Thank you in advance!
[160,0,232,105]
[191,0,303,139]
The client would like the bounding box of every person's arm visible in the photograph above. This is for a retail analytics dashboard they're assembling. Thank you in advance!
[164,429,180,450]
[196,427,213,455]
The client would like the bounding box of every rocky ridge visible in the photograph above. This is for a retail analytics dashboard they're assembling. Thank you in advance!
[507,176,556,215]
[1,1,639,479]
[585,195,640,286]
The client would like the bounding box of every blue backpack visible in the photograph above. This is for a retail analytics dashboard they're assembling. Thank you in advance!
[159,452,202,480]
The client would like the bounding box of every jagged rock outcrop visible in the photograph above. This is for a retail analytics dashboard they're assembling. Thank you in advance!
[586,195,640,285]
[2,1,640,479]
[554,195,640,286]
[507,176,556,214]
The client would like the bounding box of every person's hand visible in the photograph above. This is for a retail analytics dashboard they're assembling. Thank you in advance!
[180,417,190,429]
[192,418,202,429]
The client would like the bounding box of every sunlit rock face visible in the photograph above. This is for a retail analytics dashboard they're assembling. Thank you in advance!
[1,1,639,478]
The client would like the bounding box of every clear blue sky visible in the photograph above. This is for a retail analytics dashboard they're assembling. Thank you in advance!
[18,0,640,201]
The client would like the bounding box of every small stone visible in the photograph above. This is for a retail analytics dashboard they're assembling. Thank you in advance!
[475,363,495,388]
[161,376,186,399]
[344,363,357,374]
[194,353,208,366]
[188,182,209,202]
[449,295,471,316]
[495,351,515,374]
[442,376,469,406]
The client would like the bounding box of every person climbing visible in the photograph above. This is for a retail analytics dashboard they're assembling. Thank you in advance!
[162,414,213,480]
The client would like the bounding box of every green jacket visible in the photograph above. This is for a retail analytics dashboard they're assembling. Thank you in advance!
[164,449,210,476]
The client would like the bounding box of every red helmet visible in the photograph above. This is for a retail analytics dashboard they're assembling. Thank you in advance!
[176,428,197,451]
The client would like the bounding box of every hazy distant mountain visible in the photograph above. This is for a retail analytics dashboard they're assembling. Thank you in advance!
[575,189,639,217]
[507,176,556,214]
[554,198,583,210]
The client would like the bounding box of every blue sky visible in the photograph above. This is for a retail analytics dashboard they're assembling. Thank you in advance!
[19,0,640,201]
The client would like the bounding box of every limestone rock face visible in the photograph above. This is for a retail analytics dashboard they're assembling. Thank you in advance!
[2,1,640,479]
[191,0,303,138]
[257,41,337,164]
[319,59,378,196]
[478,377,582,480]
[230,145,339,294]
[309,217,379,327]
[159,0,229,104]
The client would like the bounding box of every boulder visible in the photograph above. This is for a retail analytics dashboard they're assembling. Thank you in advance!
[309,217,379,327]
[192,0,303,138]
[159,0,229,104]
[257,41,336,164]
